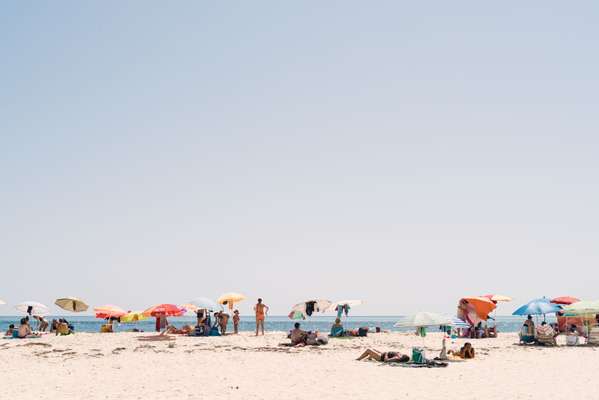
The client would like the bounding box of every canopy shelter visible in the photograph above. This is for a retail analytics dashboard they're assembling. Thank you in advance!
[290,299,332,319]
[217,293,246,311]
[16,301,49,316]
[457,297,496,326]
[94,305,127,319]
[55,297,89,312]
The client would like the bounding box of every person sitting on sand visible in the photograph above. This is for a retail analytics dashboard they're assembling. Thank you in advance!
[330,318,345,337]
[5,324,15,337]
[523,315,535,336]
[357,349,410,363]
[290,322,308,345]
[233,310,240,334]
[214,312,229,335]
[448,342,475,359]
[18,318,34,338]
[567,324,580,346]
[33,315,49,332]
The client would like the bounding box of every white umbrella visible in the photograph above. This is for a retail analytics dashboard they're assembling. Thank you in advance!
[394,312,451,328]
[0,299,5,305]
[291,299,332,315]
[55,297,89,312]
[328,299,363,312]
[15,301,50,316]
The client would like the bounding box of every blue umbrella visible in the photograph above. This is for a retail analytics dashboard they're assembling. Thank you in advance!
[188,297,222,311]
[512,297,562,316]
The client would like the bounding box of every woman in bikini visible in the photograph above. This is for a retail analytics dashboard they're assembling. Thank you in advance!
[357,349,410,363]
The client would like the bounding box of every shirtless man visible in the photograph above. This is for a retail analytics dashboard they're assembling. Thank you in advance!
[254,298,269,336]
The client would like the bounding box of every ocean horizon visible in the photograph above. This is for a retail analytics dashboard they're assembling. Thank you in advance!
[1,315,538,334]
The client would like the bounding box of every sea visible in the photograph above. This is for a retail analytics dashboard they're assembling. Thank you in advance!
[0,315,537,334]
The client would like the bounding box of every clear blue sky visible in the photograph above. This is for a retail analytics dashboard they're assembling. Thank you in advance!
[1,2,598,315]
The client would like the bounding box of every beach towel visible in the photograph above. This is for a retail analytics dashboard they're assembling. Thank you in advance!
[329,325,344,337]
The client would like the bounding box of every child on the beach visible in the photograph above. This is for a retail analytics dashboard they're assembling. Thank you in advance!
[233,310,240,334]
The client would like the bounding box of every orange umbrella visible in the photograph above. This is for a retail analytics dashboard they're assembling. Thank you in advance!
[143,304,185,317]
[460,297,497,320]
[94,305,127,319]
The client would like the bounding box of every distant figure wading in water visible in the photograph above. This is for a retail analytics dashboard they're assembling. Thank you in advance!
[254,298,269,336]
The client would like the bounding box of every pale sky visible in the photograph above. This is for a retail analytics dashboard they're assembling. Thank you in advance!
[1,2,598,316]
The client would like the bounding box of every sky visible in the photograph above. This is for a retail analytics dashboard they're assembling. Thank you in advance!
[1,2,598,316]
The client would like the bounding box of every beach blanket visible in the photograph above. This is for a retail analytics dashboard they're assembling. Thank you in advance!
[389,360,448,368]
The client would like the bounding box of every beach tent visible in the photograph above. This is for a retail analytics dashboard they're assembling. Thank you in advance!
[217,293,246,311]
[15,301,49,316]
[55,297,89,312]
[94,305,127,319]
[457,297,496,326]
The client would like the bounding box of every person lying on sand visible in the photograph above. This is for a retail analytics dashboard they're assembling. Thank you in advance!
[165,324,193,335]
[357,349,410,363]
[448,342,475,359]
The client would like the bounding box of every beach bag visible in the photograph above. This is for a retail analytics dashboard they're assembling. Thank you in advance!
[412,347,426,364]
[358,327,368,337]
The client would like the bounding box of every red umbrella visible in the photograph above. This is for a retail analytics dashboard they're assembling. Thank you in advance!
[94,305,127,319]
[551,296,580,305]
[143,304,185,317]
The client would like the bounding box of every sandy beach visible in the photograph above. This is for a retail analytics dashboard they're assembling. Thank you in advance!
[1,331,597,400]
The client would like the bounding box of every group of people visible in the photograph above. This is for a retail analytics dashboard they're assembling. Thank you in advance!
[519,314,599,346]
[3,316,73,338]
[158,298,270,337]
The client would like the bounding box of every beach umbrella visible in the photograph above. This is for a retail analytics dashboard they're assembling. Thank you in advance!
[54,297,89,312]
[394,312,451,328]
[328,299,362,311]
[461,297,496,319]
[94,305,127,319]
[450,317,471,328]
[512,298,562,317]
[143,304,185,317]
[121,311,148,323]
[217,292,246,311]
[15,301,49,316]
[288,310,306,320]
[0,299,5,305]
[188,297,222,311]
[483,294,512,303]
[291,299,332,313]
[551,296,580,305]
[562,300,599,315]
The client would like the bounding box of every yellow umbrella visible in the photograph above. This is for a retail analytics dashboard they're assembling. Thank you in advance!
[121,311,148,323]
[217,292,246,310]
[55,297,89,312]
[181,303,200,313]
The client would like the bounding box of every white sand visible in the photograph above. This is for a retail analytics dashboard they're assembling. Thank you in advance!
[1,331,597,399]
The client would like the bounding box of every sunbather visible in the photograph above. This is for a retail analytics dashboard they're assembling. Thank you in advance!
[448,342,475,359]
[523,315,535,336]
[165,324,193,335]
[17,318,37,338]
[356,349,410,363]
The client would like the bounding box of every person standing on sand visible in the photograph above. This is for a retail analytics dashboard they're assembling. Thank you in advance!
[254,298,269,336]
